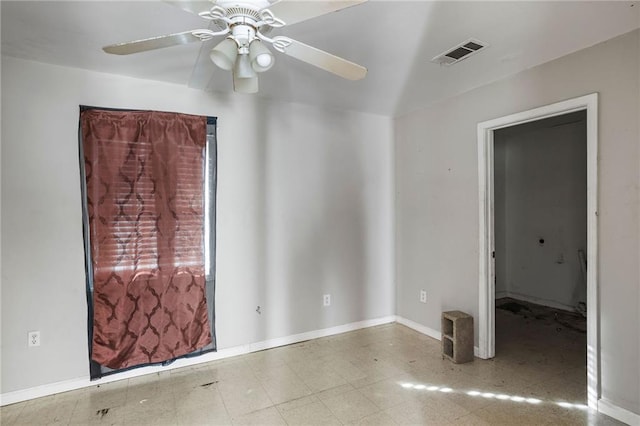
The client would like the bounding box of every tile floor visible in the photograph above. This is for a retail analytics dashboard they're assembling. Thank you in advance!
[1,306,623,425]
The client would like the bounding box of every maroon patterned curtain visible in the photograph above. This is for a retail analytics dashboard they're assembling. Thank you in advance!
[81,109,212,369]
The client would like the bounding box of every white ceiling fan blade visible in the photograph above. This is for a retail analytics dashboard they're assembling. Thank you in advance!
[278,38,367,80]
[265,0,367,26]
[188,39,220,90]
[103,31,203,55]
[233,74,259,93]
[163,1,217,16]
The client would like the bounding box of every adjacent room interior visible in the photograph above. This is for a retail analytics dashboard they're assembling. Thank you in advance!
[493,111,589,405]
[1,1,639,425]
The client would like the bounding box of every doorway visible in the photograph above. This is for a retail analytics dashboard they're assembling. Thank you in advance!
[477,94,599,409]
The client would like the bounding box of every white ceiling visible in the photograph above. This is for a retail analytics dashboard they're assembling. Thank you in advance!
[2,1,638,116]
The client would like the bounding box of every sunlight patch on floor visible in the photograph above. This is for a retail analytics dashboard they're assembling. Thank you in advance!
[398,381,589,410]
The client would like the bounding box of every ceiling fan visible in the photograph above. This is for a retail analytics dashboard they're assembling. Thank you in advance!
[103,0,368,93]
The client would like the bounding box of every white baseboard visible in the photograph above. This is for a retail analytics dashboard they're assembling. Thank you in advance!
[495,291,509,299]
[396,316,480,358]
[496,291,577,312]
[396,316,441,340]
[0,315,396,406]
[598,398,640,426]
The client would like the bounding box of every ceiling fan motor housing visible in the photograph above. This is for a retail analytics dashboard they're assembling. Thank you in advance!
[231,24,256,52]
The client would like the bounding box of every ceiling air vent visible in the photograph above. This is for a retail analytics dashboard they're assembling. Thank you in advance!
[432,39,488,66]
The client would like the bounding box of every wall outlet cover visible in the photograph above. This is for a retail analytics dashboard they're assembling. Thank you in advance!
[28,331,41,347]
[323,294,331,306]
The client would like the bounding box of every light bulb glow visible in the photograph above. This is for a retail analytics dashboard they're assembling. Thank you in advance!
[249,41,274,72]
[256,53,272,67]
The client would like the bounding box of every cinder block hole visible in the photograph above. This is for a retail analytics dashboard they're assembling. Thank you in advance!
[443,318,453,337]
[443,337,453,358]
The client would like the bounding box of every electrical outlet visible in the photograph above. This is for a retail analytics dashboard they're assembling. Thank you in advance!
[28,331,40,347]
[323,294,331,307]
[420,290,427,303]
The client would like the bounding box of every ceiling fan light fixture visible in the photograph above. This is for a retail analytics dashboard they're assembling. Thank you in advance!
[233,74,259,94]
[102,0,370,93]
[234,53,257,79]
[249,41,274,73]
[210,38,238,71]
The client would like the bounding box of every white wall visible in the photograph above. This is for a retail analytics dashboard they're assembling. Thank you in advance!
[494,113,587,310]
[494,135,507,297]
[0,56,395,394]
[395,29,640,414]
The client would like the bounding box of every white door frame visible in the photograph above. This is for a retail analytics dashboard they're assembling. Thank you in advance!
[477,93,599,408]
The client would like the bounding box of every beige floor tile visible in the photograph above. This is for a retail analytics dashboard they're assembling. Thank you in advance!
[174,384,226,411]
[279,401,342,426]
[209,358,258,383]
[472,401,551,425]
[321,389,380,423]
[299,369,349,393]
[165,366,219,391]
[244,349,288,373]
[10,396,77,426]
[452,367,538,397]
[526,373,587,405]
[574,411,626,426]
[122,390,176,412]
[350,368,410,390]
[69,399,126,425]
[68,405,125,425]
[358,379,415,410]
[231,406,286,425]
[329,358,369,382]
[360,359,412,382]
[385,394,469,425]
[506,401,623,426]
[346,411,399,425]
[276,395,320,413]
[451,412,492,425]
[315,383,356,401]
[126,382,174,405]
[253,363,298,383]
[0,403,26,426]
[259,374,314,405]
[121,406,178,426]
[119,395,177,422]
[431,387,495,413]
[176,401,232,426]
[349,374,386,389]
[217,378,273,417]
[286,358,325,376]
[127,373,160,387]
[77,383,128,413]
